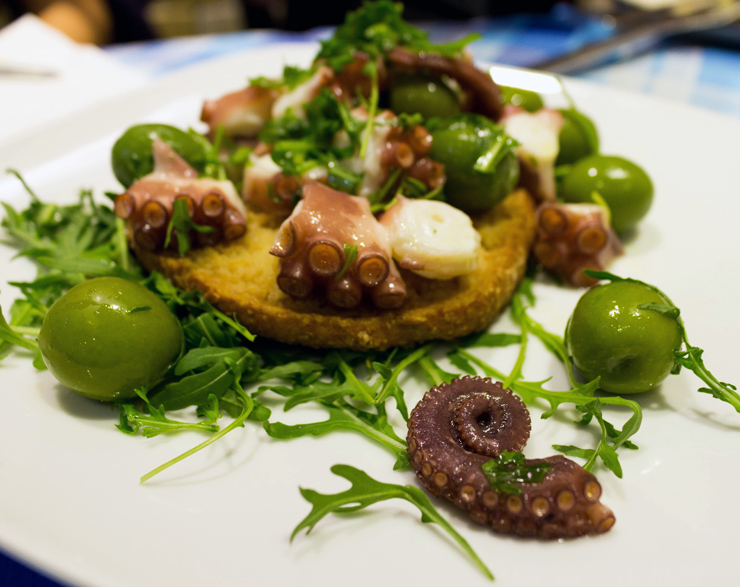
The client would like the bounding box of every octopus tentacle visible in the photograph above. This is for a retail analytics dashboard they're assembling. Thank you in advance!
[386,47,503,120]
[533,202,622,287]
[200,85,278,140]
[501,106,564,202]
[270,182,406,310]
[380,196,480,280]
[348,108,443,196]
[407,376,615,539]
[114,139,247,253]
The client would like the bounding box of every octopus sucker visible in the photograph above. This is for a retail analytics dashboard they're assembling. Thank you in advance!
[116,139,248,253]
[533,202,622,287]
[270,182,406,310]
[407,376,615,539]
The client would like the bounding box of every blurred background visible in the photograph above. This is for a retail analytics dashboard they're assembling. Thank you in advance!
[0,0,568,44]
[0,0,604,44]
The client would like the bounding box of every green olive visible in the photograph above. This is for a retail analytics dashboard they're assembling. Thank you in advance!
[565,280,682,395]
[38,277,183,401]
[499,85,544,113]
[556,108,599,166]
[428,114,520,213]
[559,154,653,234]
[111,124,209,188]
[389,74,462,119]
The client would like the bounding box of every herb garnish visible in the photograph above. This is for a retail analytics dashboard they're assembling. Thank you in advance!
[292,464,493,581]
[164,198,215,257]
[481,451,553,495]
[316,1,480,72]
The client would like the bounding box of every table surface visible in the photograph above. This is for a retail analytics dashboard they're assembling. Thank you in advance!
[2,5,739,587]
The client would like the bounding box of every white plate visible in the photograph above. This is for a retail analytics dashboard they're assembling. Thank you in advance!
[1,44,740,587]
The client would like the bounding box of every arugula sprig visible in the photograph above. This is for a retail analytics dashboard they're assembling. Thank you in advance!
[258,348,412,469]
[316,1,480,72]
[117,389,221,438]
[586,270,740,413]
[259,88,365,191]
[293,464,493,581]
[250,65,317,90]
[481,451,553,495]
[139,376,256,484]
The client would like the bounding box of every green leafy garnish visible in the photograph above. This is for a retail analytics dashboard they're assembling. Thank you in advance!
[316,1,480,71]
[265,401,410,470]
[117,389,221,438]
[140,376,255,484]
[163,197,215,257]
[336,244,358,280]
[292,464,493,581]
[481,451,553,495]
[260,88,364,187]
[250,65,316,90]
[474,133,519,175]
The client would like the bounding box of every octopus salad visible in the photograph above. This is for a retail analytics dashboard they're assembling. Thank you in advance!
[2,1,737,582]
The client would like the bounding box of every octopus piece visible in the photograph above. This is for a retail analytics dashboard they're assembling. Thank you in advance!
[501,106,564,202]
[114,139,247,252]
[344,108,441,197]
[380,196,480,280]
[386,47,503,121]
[200,85,279,140]
[533,202,622,287]
[271,66,335,119]
[242,152,327,213]
[270,182,406,310]
[407,376,616,539]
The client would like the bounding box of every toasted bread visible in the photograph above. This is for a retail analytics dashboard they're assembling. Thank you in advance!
[135,189,536,350]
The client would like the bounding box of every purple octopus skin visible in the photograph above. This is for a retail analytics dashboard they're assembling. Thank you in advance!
[386,47,503,121]
[406,376,616,539]
[533,202,623,288]
[270,181,407,310]
[114,139,248,253]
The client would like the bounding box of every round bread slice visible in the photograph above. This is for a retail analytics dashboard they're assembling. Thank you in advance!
[135,189,536,350]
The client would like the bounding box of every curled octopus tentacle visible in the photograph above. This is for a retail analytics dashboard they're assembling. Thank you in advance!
[200,85,278,140]
[114,139,247,252]
[533,202,623,287]
[270,182,406,310]
[352,108,444,196]
[407,376,616,539]
[242,151,308,214]
[386,47,503,121]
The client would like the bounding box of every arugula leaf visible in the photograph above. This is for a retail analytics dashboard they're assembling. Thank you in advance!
[372,343,433,420]
[250,65,316,90]
[164,198,215,257]
[293,464,493,581]
[117,391,220,438]
[474,133,519,175]
[260,88,364,185]
[140,378,255,483]
[481,451,553,495]
[265,400,410,470]
[336,244,358,280]
[553,400,629,478]
[151,346,258,410]
[316,1,480,71]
